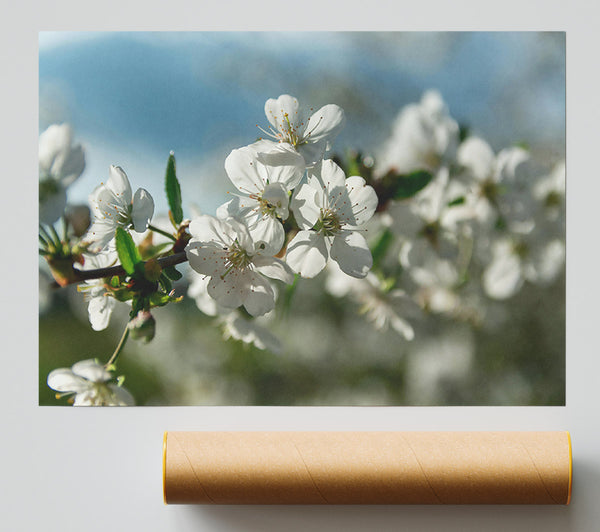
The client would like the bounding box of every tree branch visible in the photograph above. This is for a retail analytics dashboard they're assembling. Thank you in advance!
[51,251,189,287]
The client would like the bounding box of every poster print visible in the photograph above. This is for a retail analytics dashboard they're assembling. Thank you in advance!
[38,32,565,406]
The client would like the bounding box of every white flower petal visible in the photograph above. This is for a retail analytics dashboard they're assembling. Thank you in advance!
[72,359,112,383]
[188,272,224,316]
[342,176,378,226]
[524,239,565,284]
[107,384,135,406]
[286,230,329,278]
[297,141,327,168]
[264,94,301,132]
[257,145,305,190]
[303,104,345,148]
[185,242,228,277]
[253,255,295,284]
[309,159,346,191]
[88,293,116,331]
[330,231,372,279]
[39,124,85,186]
[291,184,321,230]
[261,182,290,219]
[457,137,495,181]
[243,273,276,316]
[482,251,523,300]
[207,271,249,309]
[131,188,154,232]
[188,215,237,247]
[249,216,285,257]
[106,166,132,204]
[225,146,266,195]
[47,369,89,393]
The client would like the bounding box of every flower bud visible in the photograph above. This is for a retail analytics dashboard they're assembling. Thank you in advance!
[127,310,156,343]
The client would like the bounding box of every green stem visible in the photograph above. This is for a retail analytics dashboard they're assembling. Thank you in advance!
[39,224,55,247]
[48,224,62,248]
[148,224,176,242]
[61,215,69,241]
[105,326,130,368]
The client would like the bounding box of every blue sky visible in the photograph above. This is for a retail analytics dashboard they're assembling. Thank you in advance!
[39,32,565,214]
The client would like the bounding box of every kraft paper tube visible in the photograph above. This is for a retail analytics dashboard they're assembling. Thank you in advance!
[163,431,572,505]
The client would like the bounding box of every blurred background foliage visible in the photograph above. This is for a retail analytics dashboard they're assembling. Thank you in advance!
[39,32,565,406]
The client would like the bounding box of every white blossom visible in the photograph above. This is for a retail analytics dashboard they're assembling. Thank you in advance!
[457,137,543,233]
[47,359,134,406]
[185,215,294,316]
[389,169,464,290]
[85,165,155,252]
[222,142,304,254]
[376,90,459,175]
[221,313,282,354]
[287,159,378,279]
[39,124,85,225]
[76,250,118,331]
[482,231,565,300]
[260,94,345,167]
[325,263,417,340]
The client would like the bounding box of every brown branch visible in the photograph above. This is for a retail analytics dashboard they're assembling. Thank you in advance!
[51,251,189,287]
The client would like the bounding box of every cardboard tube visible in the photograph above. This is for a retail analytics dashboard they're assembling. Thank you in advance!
[163,431,572,505]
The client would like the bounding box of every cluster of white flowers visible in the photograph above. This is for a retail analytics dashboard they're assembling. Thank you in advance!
[185,94,378,328]
[323,90,565,338]
[40,90,565,406]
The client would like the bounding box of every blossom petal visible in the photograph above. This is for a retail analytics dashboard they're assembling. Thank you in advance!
[261,182,290,219]
[286,230,329,278]
[72,359,112,382]
[107,384,136,406]
[225,146,266,195]
[264,94,301,132]
[303,104,345,149]
[131,188,155,232]
[482,251,523,300]
[342,176,377,226]
[106,166,132,204]
[186,242,228,277]
[188,215,237,247]
[88,294,116,331]
[256,145,305,190]
[291,184,321,230]
[308,159,346,191]
[253,255,295,284]
[524,239,565,284]
[47,369,89,393]
[249,216,285,257]
[207,271,248,309]
[457,137,495,182]
[330,231,372,278]
[39,124,85,186]
[243,273,276,316]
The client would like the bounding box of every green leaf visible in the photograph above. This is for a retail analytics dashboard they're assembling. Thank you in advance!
[393,170,433,200]
[164,265,183,281]
[158,272,172,293]
[448,196,466,207]
[165,152,183,224]
[115,226,142,276]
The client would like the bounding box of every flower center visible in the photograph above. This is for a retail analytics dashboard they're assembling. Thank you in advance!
[225,239,253,271]
[316,209,342,236]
